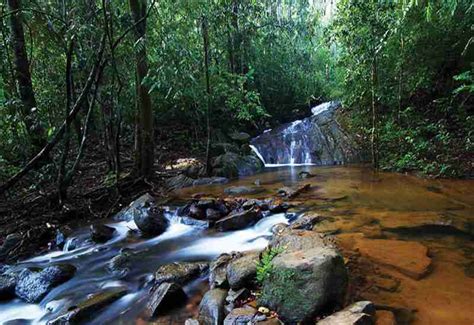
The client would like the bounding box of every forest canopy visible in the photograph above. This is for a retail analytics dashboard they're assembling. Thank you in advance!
[0,0,472,197]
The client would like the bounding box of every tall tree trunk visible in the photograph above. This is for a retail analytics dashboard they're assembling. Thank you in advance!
[129,0,154,177]
[7,0,46,148]
[371,55,378,169]
[202,17,212,176]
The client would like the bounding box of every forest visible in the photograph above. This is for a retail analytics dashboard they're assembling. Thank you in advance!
[0,0,472,324]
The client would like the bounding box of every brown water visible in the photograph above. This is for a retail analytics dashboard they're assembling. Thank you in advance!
[175,165,474,325]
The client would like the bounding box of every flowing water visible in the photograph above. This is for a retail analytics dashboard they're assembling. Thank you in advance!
[1,166,473,324]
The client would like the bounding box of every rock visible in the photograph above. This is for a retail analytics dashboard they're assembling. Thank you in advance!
[206,208,222,221]
[114,193,156,221]
[375,311,396,325]
[209,254,234,288]
[15,264,76,303]
[256,318,284,325]
[185,319,200,325]
[189,204,206,220]
[270,228,328,251]
[250,101,362,165]
[144,282,187,318]
[0,233,22,262]
[215,200,229,216]
[290,214,324,230]
[197,199,216,210]
[224,186,265,196]
[298,171,314,179]
[226,253,259,290]
[230,132,251,142]
[317,301,376,325]
[48,287,127,324]
[193,177,230,186]
[155,262,208,286]
[259,244,347,322]
[224,306,257,325]
[226,288,251,304]
[90,224,115,243]
[0,274,16,300]
[107,251,132,276]
[353,239,432,280]
[134,204,169,237]
[216,209,262,232]
[167,173,196,191]
[198,288,228,325]
[181,217,210,229]
[268,202,290,213]
[277,184,311,199]
[212,153,263,178]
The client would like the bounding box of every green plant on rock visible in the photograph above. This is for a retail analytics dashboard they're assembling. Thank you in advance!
[256,247,283,285]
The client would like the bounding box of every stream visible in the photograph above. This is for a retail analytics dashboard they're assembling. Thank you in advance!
[1,165,473,324]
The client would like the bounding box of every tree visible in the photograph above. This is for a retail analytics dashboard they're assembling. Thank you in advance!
[129,0,154,177]
[7,0,46,149]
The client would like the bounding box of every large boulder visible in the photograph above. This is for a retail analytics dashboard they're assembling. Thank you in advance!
[260,229,347,323]
[15,264,76,303]
[134,205,169,237]
[226,252,259,290]
[212,152,263,178]
[215,209,262,232]
[198,288,228,325]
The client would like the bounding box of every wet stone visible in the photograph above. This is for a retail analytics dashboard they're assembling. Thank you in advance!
[90,224,115,243]
[224,306,257,325]
[144,282,187,319]
[15,264,76,303]
[155,262,207,286]
[0,274,17,300]
[215,209,262,232]
[198,288,228,325]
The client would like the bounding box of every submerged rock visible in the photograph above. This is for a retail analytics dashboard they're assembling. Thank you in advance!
[48,286,128,324]
[90,224,115,243]
[15,264,76,303]
[144,282,187,318]
[215,209,262,231]
[198,288,228,325]
[192,177,229,186]
[353,238,432,280]
[155,262,208,286]
[224,186,265,196]
[317,301,376,325]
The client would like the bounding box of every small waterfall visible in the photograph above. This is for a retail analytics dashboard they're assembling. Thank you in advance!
[250,101,361,167]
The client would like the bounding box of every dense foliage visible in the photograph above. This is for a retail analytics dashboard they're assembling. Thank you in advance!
[0,0,472,196]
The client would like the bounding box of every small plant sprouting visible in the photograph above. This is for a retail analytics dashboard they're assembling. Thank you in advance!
[256,247,284,285]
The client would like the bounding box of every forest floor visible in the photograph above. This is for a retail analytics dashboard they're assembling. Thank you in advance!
[0,136,197,263]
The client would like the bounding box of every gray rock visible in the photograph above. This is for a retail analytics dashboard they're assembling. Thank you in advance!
[15,264,76,303]
[197,199,216,210]
[290,214,324,230]
[189,204,206,219]
[144,282,187,318]
[226,253,259,290]
[106,251,132,276]
[155,262,208,286]
[224,306,257,325]
[259,243,347,322]
[198,288,228,325]
[212,153,263,178]
[216,209,262,232]
[90,224,115,243]
[317,301,375,325]
[206,208,222,221]
[270,228,329,251]
[181,216,210,229]
[114,193,156,221]
[209,254,234,289]
[226,288,251,304]
[185,319,200,325]
[134,205,169,236]
[224,186,265,196]
[167,173,196,191]
[0,274,16,300]
[229,132,251,142]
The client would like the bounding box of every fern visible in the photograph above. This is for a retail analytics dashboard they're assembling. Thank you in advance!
[256,247,283,285]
